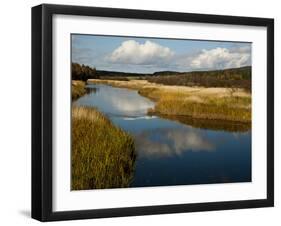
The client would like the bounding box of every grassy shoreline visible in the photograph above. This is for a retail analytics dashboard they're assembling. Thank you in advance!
[71,82,136,190]
[72,106,136,190]
[71,78,251,190]
[72,80,87,100]
[88,79,251,123]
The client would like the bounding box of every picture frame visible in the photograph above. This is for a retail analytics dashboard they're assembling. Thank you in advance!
[32,4,274,222]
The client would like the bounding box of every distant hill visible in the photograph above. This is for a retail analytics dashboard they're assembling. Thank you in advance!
[95,70,148,77]
[147,66,251,91]
[95,66,251,80]
[72,62,251,91]
[152,71,184,76]
[72,62,251,79]
[152,66,251,79]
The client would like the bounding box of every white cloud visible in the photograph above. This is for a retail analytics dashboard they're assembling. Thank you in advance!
[108,40,174,65]
[188,47,251,70]
[230,45,251,54]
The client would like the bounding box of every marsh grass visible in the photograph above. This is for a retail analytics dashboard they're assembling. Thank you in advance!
[72,80,86,100]
[89,79,251,123]
[149,94,251,122]
[72,106,136,190]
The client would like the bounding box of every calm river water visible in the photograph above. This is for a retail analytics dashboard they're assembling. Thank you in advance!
[74,83,251,188]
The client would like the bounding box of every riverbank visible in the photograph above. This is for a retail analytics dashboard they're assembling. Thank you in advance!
[72,80,87,100]
[71,81,136,190]
[72,106,136,190]
[88,79,251,123]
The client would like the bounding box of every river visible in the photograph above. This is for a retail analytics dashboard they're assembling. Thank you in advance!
[73,83,251,188]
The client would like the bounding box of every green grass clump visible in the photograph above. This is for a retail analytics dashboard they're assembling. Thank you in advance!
[72,106,136,190]
[72,80,86,100]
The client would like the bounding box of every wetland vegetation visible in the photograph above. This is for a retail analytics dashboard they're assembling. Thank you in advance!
[71,80,87,100]
[88,79,251,123]
[71,106,135,190]
[70,35,252,189]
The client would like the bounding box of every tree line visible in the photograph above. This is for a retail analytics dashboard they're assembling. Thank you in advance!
[72,62,251,91]
[152,66,251,79]
[72,63,99,81]
[147,66,252,92]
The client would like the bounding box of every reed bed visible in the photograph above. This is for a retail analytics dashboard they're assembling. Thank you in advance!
[88,79,251,123]
[72,106,136,190]
[147,93,251,122]
[72,80,86,100]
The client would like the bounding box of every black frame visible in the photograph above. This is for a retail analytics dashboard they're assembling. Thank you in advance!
[32,4,274,222]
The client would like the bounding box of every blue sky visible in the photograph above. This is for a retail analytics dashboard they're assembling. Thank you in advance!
[71,34,251,73]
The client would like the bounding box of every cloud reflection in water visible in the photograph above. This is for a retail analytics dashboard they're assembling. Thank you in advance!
[75,84,155,117]
[135,127,215,158]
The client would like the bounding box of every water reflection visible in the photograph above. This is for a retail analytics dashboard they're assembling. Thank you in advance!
[74,84,155,117]
[135,127,215,158]
[74,83,252,187]
[154,114,251,133]
[85,86,98,94]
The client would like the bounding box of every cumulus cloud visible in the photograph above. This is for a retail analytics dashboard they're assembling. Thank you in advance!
[188,47,251,70]
[108,40,174,65]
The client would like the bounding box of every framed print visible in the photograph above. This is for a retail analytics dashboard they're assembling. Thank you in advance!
[31,4,274,221]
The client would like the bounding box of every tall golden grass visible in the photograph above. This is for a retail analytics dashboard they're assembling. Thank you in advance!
[88,79,251,123]
[72,106,136,190]
[72,80,86,100]
[148,95,251,122]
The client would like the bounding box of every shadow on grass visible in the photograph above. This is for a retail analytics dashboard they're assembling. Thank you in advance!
[152,113,251,133]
